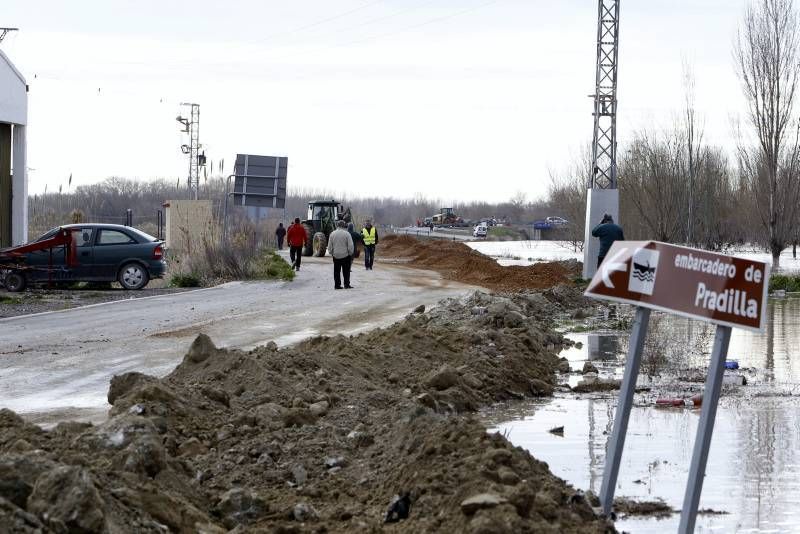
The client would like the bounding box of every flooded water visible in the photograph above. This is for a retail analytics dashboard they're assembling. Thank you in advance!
[487,295,800,533]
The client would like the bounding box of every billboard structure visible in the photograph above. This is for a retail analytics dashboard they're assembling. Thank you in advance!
[223,154,288,241]
[232,154,287,209]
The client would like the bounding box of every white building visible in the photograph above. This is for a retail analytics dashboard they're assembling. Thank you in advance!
[0,49,28,246]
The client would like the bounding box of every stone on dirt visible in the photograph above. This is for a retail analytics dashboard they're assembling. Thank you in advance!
[426,364,460,390]
[460,493,508,515]
[0,497,45,532]
[309,400,329,417]
[178,437,208,457]
[292,502,319,522]
[185,333,219,364]
[529,378,554,396]
[291,465,307,486]
[582,361,599,374]
[201,386,230,407]
[108,372,157,405]
[0,453,56,508]
[27,465,106,533]
[215,487,269,526]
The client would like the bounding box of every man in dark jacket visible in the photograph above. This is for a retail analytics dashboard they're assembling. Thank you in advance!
[275,223,286,250]
[286,217,307,271]
[591,214,624,267]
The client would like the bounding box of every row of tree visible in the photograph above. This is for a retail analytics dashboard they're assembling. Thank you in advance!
[549,0,800,267]
[27,176,551,240]
[27,0,800,266]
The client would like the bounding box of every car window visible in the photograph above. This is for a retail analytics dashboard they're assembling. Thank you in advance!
[71,229,94,247]
[126,227,158,242]
[97,229,135,245]
[35,229,58,242]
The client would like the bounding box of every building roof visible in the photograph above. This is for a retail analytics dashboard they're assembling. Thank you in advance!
[0,48,27,125]
[0,49,26,86]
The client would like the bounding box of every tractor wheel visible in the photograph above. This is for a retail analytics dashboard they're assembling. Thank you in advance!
[302,224,315,256]
[313,232,328,257]
[5,271,26,292]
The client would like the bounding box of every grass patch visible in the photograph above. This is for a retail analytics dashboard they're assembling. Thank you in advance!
[0,295,23,305]
[487,226,526,240]
[254,251,295,281]
[170,273,202,288]
[769,274,800,292]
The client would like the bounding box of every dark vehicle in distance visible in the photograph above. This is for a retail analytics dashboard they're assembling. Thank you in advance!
[6,224,165,291]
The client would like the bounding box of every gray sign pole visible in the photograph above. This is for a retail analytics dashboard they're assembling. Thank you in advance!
[678,325,732,533]
[599,306,651,515]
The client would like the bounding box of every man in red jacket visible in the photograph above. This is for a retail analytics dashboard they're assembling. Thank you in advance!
[286,217,307,271]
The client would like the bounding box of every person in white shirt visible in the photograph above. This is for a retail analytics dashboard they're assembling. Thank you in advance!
[327,220,355,289]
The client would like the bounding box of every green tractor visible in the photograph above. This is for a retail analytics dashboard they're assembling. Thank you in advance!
[302,200,353,257]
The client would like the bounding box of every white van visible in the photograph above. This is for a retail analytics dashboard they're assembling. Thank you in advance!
[473,224,488,238]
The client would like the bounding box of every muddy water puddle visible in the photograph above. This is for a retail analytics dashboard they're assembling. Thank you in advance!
[487,296,800,533]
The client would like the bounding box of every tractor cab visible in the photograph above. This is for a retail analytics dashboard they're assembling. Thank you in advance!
[302,200,344,257]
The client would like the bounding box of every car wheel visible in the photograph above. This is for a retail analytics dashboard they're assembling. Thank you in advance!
[5,271,26,292]
[118,262,149,290]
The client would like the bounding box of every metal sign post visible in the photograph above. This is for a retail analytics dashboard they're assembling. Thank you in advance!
[599,306,650,514]
[585,240,768,530]
[678,325,731,534]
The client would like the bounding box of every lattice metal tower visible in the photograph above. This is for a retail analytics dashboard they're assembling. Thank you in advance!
[176,103,201,200]
[583,0,621,280]
[589,0,620,189]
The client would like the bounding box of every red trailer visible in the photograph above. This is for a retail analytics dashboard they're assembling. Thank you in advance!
[0,228,77,292]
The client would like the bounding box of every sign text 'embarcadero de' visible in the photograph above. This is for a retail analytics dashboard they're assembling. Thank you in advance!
[585,241,770,331]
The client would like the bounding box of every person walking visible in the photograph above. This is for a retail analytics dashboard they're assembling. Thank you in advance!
[591,214,625,267]
[347,222,362,259]
[361,219,378,270]
[275,223,286,250]
[286,217,306,271]
[327,220,354,289]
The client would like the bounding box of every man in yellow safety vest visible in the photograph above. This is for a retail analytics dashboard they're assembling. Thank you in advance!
[361,220,379,270]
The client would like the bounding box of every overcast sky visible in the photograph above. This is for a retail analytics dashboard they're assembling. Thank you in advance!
[3,0,746,202]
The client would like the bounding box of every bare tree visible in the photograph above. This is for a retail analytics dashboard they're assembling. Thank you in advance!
[682,58,705,244]
[735,0,800,266]
[620,128,688,242]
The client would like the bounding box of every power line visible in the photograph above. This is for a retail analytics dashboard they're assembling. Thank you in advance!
[244,0,385,45]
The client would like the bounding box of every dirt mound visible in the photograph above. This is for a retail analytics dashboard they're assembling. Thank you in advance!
[381,234,581,291]
[0,290,612,533]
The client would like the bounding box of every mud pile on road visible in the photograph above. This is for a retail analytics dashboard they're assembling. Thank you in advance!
[0,289,613,533]
[380,235,581,291]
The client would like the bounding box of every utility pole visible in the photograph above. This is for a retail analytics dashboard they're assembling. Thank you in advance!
[176,103,204,200]
[0,28,18,44]
[583,0,621,279]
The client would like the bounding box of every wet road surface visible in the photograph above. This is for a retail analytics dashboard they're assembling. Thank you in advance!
[0,256,477,425]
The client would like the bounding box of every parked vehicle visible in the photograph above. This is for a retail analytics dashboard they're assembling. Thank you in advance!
[1,224,165,291]
[473,224,488,238]
[545,216,569,226]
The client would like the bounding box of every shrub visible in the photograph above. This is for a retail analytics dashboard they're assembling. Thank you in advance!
[769,274,800,292]
[170,273,201,288]
[255,251,295,281]
[173,232,295,286]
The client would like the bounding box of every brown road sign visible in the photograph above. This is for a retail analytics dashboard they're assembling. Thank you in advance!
[585,241,770,331]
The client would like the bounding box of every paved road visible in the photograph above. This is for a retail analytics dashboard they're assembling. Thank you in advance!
[0,255,477,426]
[394,226,476,241]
